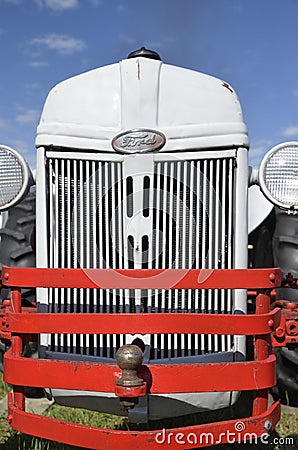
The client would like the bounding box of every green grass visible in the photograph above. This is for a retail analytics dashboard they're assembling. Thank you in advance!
[0,404,126,450]
[44,403,126,429]
[0,402,126,449]
[275,412,298,440]
[0,372,126,449]
[0,376,11,399]
[0,372,297,449]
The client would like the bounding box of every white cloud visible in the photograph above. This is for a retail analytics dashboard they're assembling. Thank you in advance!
[88,0,102,5]
[283,125,298,137]
[228,2,243,14]
[9,139,30,153]
[0,0,22,4]
[249,139,273,166]
[8,139,36,167]
[28,60,49,67]
[0,118,7,129]
[26,82,41,89]
[16,109,40,124]
[119,34,137,46]
[35,0,100,9]
[292,89,298,97]
[116,4,125,13]
[146,41,162,49]
[35,0,78,10]
[249,146,266,163]
[30,33,86,55]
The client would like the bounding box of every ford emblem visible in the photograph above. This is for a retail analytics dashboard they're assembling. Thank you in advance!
[112,129,166,154]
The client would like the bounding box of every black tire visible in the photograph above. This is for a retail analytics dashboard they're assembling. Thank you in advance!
[271,207,298,406]
[271,346,298,406]
[272,207,298,302]
[248,209,275,269]
[0,191,36,372]
[0,190,36,305]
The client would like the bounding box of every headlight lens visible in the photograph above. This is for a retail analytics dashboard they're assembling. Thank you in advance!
[0,145,32,210]
[259,142,298,210]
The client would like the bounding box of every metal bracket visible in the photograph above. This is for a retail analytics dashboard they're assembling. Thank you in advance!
[271,299,298,347]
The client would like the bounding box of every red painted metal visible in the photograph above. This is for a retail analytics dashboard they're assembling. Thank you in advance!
[0,266,286,448]
[9,289,25,413]
[253,293,271,416]
[4,349,276,393]
[7,400,281,449]
[115,383,147,397]
[3,309,281,336]
[1,266,282,289]
[271,300,298,347]
[0,308,12,341]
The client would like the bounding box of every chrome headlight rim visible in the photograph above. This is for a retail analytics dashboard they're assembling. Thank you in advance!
[0,144,32,211]
[259,141,298,210]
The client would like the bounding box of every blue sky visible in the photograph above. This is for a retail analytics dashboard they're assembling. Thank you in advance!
[0,0,298,168]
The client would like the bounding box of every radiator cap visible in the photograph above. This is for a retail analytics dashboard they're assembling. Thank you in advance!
[127,47,161,60]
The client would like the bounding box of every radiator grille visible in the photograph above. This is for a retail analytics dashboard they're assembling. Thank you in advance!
[47,154,235,360]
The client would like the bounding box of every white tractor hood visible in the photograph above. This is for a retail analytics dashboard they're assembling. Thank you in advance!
[36,56,249,152]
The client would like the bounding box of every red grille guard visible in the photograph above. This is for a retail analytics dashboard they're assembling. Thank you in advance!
[0,267,286,449]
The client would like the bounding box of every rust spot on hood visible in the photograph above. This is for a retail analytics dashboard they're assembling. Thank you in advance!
[222,82,233,93]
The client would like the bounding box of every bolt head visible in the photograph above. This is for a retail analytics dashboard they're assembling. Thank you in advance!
[275,326,285,337]
[269,273,276,282]
[264,420,272,432]
[2,299,11,307]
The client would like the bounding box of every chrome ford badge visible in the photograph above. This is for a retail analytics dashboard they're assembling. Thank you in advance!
[112,129,166,154]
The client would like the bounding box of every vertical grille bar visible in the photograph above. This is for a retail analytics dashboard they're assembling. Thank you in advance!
[160,162,168,358]
[181,162,187,357]
[187,161,195,355]
[167,162,175,357]
[153,163,162,359]
[220,158,227,351]
[91,161,98,355]
[214,159,220,352]
[48,159,54,351]
[207,159,214,352]
[227,158,234,350]
[116,162,125,349]
[201,159,207,354]
[54,159,60,351]
[195,160,201,355]
[110,162,117,357]
[173,161,181,357]
[97,162,104,355]
[104,163,111,354]
[79,160,84,353]
[85,161,90,355]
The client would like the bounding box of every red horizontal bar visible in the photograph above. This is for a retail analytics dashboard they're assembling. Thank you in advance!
[2,267,282,289]
[4,350,276,393]
[8,400,281,450]
[5,309,281,335]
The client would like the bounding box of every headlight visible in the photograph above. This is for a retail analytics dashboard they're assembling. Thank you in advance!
[0,145,32,211]
[259,142,298,210]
